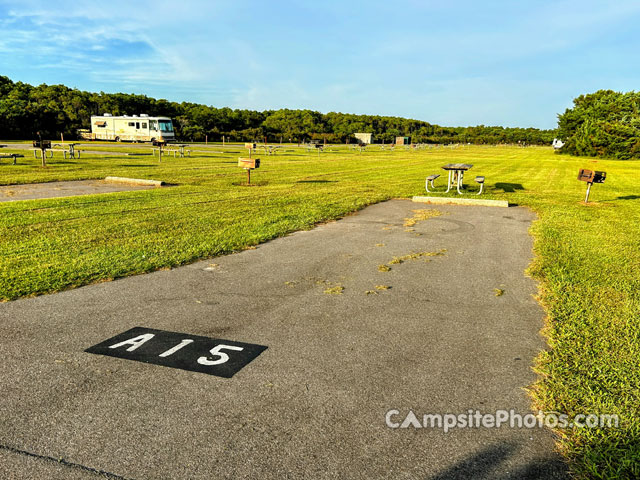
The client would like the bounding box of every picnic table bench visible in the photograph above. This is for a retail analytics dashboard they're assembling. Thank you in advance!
[0,153,25,165]
[425,174,440,193]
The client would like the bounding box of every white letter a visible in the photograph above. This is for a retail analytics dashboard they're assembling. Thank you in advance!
[109,333,155,352]
[400,410,423,429]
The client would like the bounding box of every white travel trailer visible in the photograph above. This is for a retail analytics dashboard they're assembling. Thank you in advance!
[80,114,176,142]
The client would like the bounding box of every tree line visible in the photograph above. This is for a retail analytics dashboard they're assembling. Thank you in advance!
[0,76,556,145]
[557,90,640,159]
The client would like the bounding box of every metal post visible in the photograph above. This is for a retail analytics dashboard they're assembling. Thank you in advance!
[585,182,592,203]
[247,168,251,185]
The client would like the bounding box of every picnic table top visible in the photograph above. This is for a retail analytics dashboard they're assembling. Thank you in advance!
[442,163,473,171]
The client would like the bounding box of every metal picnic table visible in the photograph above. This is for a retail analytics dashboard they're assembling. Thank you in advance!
[0,153,25,165]
[262,145,282,155]
[53,143,81,159]
[442,163,473,194]
[174,144,190,157]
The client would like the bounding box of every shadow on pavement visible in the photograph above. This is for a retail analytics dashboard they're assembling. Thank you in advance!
[427,442,568,479]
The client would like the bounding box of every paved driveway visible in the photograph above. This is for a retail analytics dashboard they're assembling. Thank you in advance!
[0,200,566,479]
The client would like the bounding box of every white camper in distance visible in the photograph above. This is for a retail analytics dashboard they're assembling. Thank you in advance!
[79,114,176,142]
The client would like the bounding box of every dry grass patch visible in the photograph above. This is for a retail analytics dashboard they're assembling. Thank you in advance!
[388,249,447,265]
[324,285,344,295]
[403,208,443,227]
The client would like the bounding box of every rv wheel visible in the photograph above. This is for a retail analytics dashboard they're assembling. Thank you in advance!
[115,136,121,142]
[150,138,156,143]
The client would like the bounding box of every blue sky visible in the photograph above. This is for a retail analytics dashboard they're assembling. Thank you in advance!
[1,0,639,129]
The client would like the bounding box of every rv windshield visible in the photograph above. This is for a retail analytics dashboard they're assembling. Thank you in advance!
[158,120,174,133]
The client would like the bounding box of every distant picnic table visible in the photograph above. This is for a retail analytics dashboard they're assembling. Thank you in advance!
[262,145,282,155]
[0,153,25,165]
[53,143,81,159]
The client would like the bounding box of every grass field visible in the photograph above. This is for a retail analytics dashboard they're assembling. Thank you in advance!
[1,143,639,478]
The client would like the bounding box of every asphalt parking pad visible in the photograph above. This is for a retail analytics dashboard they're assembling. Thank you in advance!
[0,199,567,479]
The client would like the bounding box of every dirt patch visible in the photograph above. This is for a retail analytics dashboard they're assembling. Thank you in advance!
[0,179,161,202]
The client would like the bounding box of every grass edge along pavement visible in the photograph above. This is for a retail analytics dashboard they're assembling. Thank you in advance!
[1,144,639,479]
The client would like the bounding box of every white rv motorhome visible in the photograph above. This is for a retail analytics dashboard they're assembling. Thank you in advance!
[80,114,176,142]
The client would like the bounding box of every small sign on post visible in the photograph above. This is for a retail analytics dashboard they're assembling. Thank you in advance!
[238,157,260,185]
[577,169,606,203]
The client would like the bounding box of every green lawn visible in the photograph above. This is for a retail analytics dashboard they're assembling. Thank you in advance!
[1,143,639,478]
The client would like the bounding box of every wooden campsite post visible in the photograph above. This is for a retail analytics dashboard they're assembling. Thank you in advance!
[240,143,259,185]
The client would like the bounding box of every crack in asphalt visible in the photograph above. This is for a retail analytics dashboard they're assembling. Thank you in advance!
[0,443,136,480]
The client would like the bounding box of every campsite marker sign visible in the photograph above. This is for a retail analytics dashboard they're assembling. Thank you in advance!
[239,142,260,185]
[86,327,267,378]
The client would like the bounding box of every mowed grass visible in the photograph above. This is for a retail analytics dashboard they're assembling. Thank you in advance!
[1,143,639,478]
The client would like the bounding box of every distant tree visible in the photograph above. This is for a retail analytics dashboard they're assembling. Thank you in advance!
[0,75,557,144]
[557,90,640,159]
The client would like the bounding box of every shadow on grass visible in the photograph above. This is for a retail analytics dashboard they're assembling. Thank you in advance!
[427,442,568,480]
[119,164,158,167]
[296,180,338,184]
[494,183,525,193]
[617,195,640,200]
[231,180,269,187]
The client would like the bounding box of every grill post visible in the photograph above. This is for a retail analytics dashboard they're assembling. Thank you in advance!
[585,182,592,203]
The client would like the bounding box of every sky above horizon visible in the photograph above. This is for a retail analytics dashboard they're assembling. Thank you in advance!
[1,0,639,129]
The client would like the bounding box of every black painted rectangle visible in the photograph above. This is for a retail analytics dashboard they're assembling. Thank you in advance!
[86,327,267,378]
